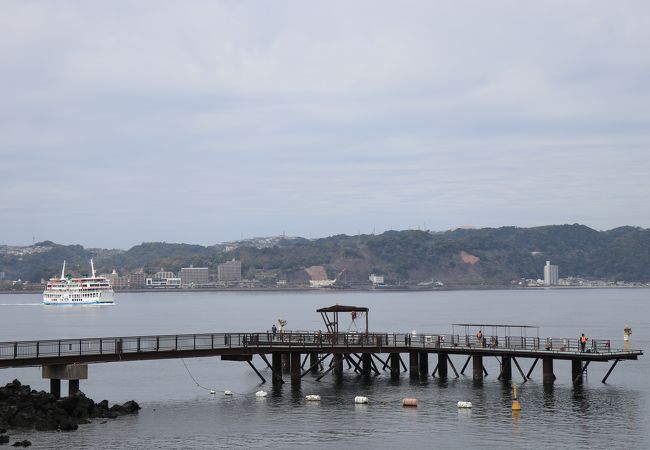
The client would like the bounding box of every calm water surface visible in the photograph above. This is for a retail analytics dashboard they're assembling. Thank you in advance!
[0,289,648,449]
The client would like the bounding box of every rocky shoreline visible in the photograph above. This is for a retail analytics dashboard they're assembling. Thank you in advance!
[0,379,140,446]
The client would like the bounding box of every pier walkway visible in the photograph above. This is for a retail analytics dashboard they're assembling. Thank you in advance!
[0,303,642,398]
[0,329,642,398]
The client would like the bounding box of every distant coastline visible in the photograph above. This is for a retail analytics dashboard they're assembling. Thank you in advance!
[2,284,648,295]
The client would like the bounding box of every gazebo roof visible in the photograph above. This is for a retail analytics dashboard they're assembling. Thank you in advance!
[317,305,369,313]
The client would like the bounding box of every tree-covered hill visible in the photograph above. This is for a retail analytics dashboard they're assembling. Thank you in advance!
[1,225,649,285]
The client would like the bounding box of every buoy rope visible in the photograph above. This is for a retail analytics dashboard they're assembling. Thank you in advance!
[180,359,260,395]
[181,359,214,392]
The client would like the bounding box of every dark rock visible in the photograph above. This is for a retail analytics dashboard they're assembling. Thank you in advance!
[1,380,139,434]
[109,400,141,416]
[59,419,78,432]
[9,410,35,428]
[121,400,141,414]
[11,440,31,447]
[34,416,59,431]
[0,435,10,444]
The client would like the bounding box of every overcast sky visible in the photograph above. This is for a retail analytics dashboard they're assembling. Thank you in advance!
[1,1,649,249]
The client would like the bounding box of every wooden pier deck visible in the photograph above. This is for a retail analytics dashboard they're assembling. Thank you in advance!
[0,331,640,367]
[0,330,642,398]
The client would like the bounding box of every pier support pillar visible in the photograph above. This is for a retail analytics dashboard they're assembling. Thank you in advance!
[409,351,419,378]
[419,352,429,378]
[572,359,583,385]
[472,355,483,381]
[390,353,400,380]
[310,353,320,374]
[43,364,87,397]
[271,353,283,384]
[290,352,301,385]
[500,357,512,381]
[68,379,80,396]
[543,357,555,384]
[281,353,290,373]
[361,353,372,376]
[437,353,448,378]
[50,379,61,399]
[333,354,344,380]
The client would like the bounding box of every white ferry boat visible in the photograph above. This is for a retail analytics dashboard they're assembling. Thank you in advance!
[43,260,115,305]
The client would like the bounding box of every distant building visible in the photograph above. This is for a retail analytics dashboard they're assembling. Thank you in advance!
[146,277,181,288]
[128,270,146,289]
[100,269,128,289]
[544,261,559,286]
[154,269,176,279]
[218,259,242,282]
[369,274,384,285]
[114,275,129,289]
[100,270,117,286]
[179,267,209,286]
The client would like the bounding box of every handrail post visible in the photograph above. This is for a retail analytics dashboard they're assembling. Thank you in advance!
[175,335,178,351]
[13,342,17,359]
[36,342,39,357]
[58,340,61,357]
[193,335,196,350]
[100,338,103,354]
[211,334,214,349]
[79,339,82,355]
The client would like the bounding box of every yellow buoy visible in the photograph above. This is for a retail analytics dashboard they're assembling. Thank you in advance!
[511,383,521,411]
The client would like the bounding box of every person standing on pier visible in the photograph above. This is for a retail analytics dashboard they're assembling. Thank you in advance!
[278,319,286,340]
[476,329,484,347]
[580,333,588,352]
[271,324,277,340]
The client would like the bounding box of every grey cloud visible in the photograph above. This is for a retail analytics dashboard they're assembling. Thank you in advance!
[1,1,649,247]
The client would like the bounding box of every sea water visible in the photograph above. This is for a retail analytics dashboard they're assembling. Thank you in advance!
[0,289,648,449]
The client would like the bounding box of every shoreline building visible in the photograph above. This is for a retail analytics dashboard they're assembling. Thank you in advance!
[128,269,146,289]
[146,268,181,288]
[99,269,129,289]
[369,274,385,286]
[544,261,559,286]
[179,267,209,287]
[218,259,242,283]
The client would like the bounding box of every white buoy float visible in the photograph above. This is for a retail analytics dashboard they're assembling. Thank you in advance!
[224,390,233,396]
[354,396,368,404]
[457,401,472,408]
[305,395,321,401]
[402,398,418,407]
[255,390,268,398]
[209,390,216,395]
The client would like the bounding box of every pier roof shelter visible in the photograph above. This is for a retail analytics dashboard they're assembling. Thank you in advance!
[317,305,369,334]
[452,323,540,340]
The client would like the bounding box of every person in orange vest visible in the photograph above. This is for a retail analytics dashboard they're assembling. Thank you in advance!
[580,333,588,352]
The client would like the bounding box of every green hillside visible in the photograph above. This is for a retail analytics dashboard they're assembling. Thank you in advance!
[1,225,649,285]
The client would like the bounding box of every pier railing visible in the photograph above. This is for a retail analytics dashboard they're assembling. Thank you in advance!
[0,331,633,363]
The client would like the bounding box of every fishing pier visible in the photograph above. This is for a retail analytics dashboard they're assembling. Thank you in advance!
[0,305,642,398]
